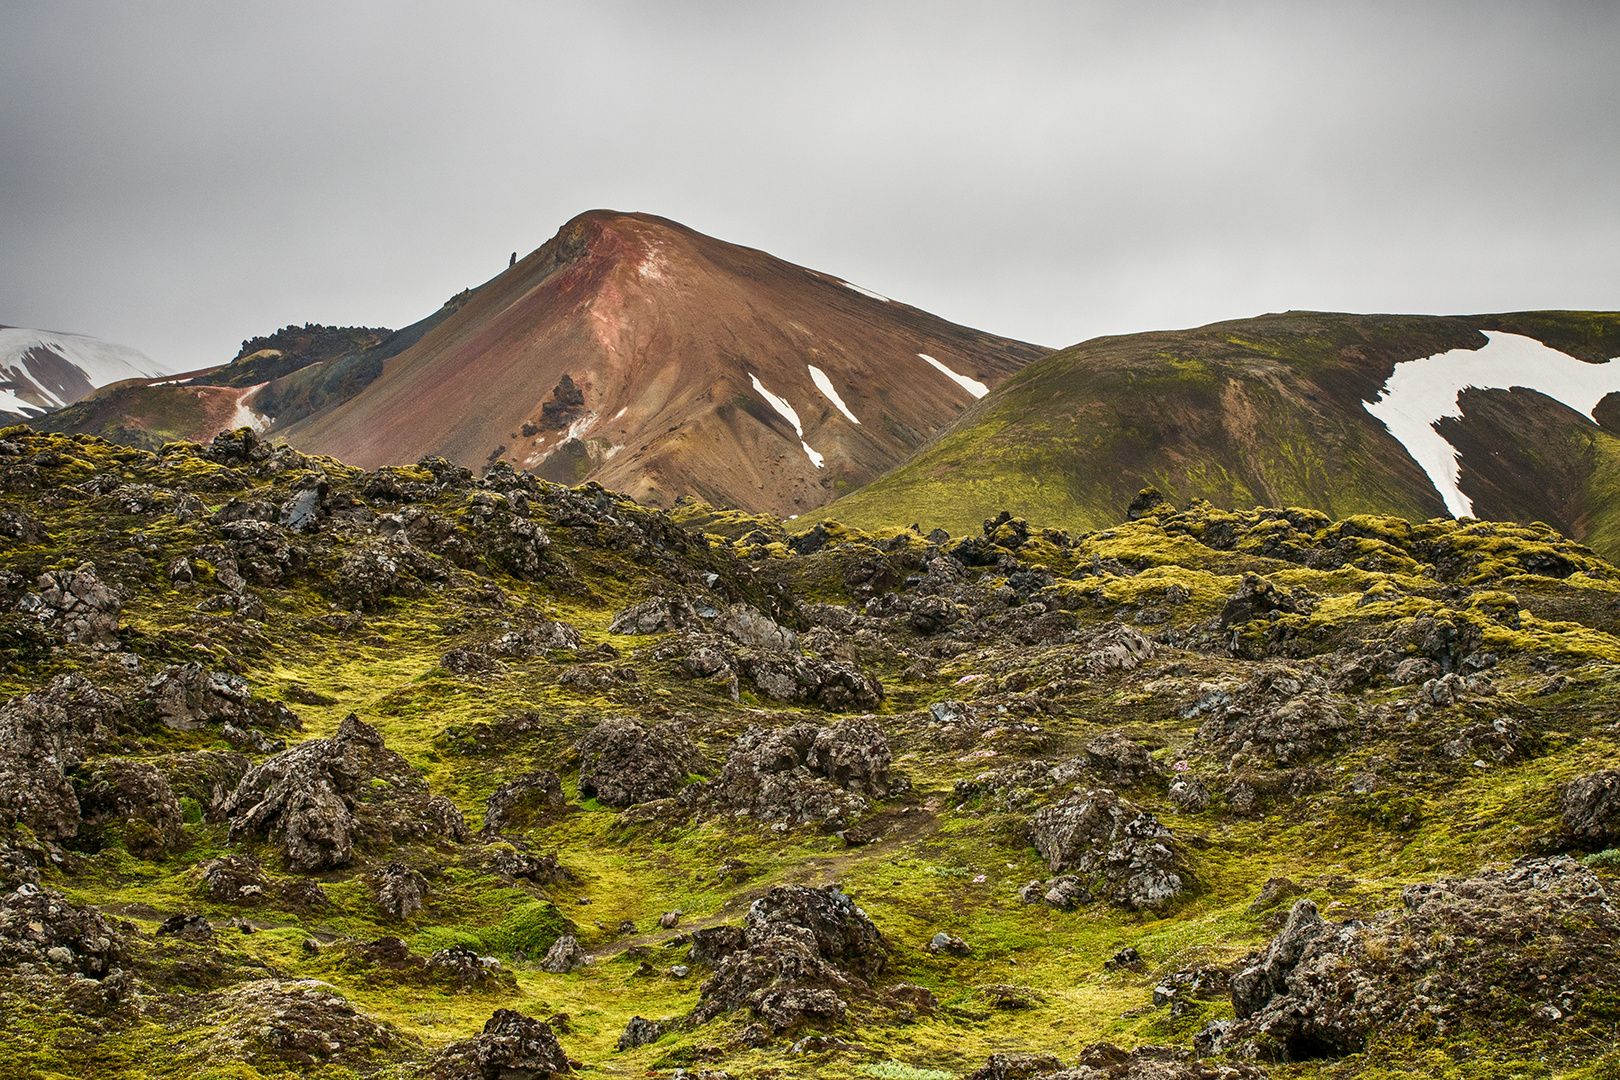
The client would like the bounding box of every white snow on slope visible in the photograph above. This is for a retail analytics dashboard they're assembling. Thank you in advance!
[0,389,38,416]
[918,353,988,399]
[839,280,891,303]
[807,365,861,425]
[749,372,824,469]
[0,327,166,387]
[1364,331,1620,518]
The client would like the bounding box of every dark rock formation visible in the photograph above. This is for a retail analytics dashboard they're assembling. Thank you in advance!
[482,770,567,833]
[692,885,887,1032]
[1027,789,1187,909]
[431,1008,572,1079]
[73,758,186,857]
[16,562,123,646]
[574,717,705,809]
[1561,770,1620,847]
[223,714,469,871]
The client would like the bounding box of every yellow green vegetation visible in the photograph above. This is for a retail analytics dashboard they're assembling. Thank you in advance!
[1,427,1619,1079]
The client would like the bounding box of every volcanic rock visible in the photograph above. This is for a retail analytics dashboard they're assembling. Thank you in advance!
[73,758,186,857]
[541,934,589,974]
[1027,790,1187,909]
[574,717,705,809]
[0,883,126,977]
[482,770,567,833]
[1560,770,1620,847]
[222,714,469,871]
[17,562,123,646]
[431,1008,572,1079]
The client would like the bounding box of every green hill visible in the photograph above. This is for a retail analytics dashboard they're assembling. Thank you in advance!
[798,311,1620,560]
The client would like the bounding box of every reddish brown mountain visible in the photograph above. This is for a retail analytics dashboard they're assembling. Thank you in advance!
[282,211,1049,514]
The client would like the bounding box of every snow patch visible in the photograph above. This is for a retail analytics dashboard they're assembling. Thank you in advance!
[1364,330,1620,518]
[801,441,825,469]
[612,407,627,420]
[748,373,805,435]
[807,364,861,425]
[918,354,989,399]
[564,411,598,441]
[230,387,271,434]
[0,389,46,417]
[839,280,891,303]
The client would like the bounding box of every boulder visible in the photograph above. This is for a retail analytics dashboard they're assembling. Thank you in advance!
[928,931,971,957]
[540,933,589,974]
[692,720,893,829]
[0,675,127,842]
[715,604,799,651]
[426,945,504,989]
[616,1015,665,1051]
[1560,770,1620,847]
[692,885,888,1032]
[482,770,567,833]
[1027,790,1188,909]
[431,1009,572,1079]
[157,912,215,941]
[1200,856,1620,1063]
[371,862,429,920]
[0,883,126,977]
[17,562,123,646]
[223,714,469,871]
[147,663,299,733]
[208,979,405,1070]
[73,758,186,857]
[1082,730,1161,787]
[610,595,699,635]
[195,854,272,904]
[574,717,705,809]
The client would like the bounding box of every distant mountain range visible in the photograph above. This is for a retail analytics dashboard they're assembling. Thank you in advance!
[0,326,168,422]
[15,215,1619,557]
[802,310,1620,560]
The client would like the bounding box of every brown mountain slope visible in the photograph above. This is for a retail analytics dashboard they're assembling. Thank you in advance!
[281,210,1049,514]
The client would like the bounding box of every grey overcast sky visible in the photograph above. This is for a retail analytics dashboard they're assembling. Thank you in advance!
[2,1,1618,371]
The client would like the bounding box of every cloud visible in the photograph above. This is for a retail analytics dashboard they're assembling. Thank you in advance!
[2,1,1617,369]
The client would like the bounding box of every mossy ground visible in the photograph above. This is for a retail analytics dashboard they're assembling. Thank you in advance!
[1,428,1618,1078]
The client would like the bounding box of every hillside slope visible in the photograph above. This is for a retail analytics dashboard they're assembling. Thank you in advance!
[800,310,1620,558]
[1,425,1618,1078]
[283,210,1048,516]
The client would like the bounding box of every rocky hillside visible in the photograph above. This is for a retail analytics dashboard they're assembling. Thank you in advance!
[1,424,1618,1079]
[801,311,1620,563]
[281,210,1049,516]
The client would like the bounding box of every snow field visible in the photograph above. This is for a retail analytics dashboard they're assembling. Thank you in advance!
[1364,331,1620,518]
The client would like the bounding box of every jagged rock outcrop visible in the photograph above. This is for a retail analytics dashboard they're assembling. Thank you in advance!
[147,663,301,733]
[16,562,123,646]
[0,675,127,842]
[574,717,705,809]
[1199,856,1620,1062]
[431,1008,572,1079]
[370,862,429,920]
[1027,790,1187,909]
[223,714,469,871]
[540,934,589,974]
[687,720,893,829]
[610,595,700,635]
[1561,770,1620,847]
[1187,666,1355,770]
[207,979,407,1070]
[195,853,272,904]
[692,885,887,1032]
[73,758,186,857]
[0,883,126,977]
[482,770,567,833]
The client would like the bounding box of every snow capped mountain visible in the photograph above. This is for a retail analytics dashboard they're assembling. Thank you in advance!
[0,326,167,421]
